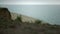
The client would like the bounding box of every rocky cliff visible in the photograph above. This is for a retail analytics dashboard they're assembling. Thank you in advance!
[0,8,11,21]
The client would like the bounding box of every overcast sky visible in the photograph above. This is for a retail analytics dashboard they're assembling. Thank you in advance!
[0,0,60,5]
[0,0,60,25]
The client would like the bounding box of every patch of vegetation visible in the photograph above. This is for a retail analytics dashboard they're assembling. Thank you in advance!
[0,16,60,34]
[35,20,42,24]
[0,16,21,29]
[15,15,22,22]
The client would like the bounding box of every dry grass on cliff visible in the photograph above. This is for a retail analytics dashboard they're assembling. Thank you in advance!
[0,17,60,34]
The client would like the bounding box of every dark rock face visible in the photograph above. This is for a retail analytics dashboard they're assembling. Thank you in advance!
[0,8,11,21]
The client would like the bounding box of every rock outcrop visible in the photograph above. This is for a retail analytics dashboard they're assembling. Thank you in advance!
[0,8,11,21]
[11,12,41,23]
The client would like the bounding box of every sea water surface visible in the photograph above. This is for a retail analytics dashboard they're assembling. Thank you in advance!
[0,5,60,25]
